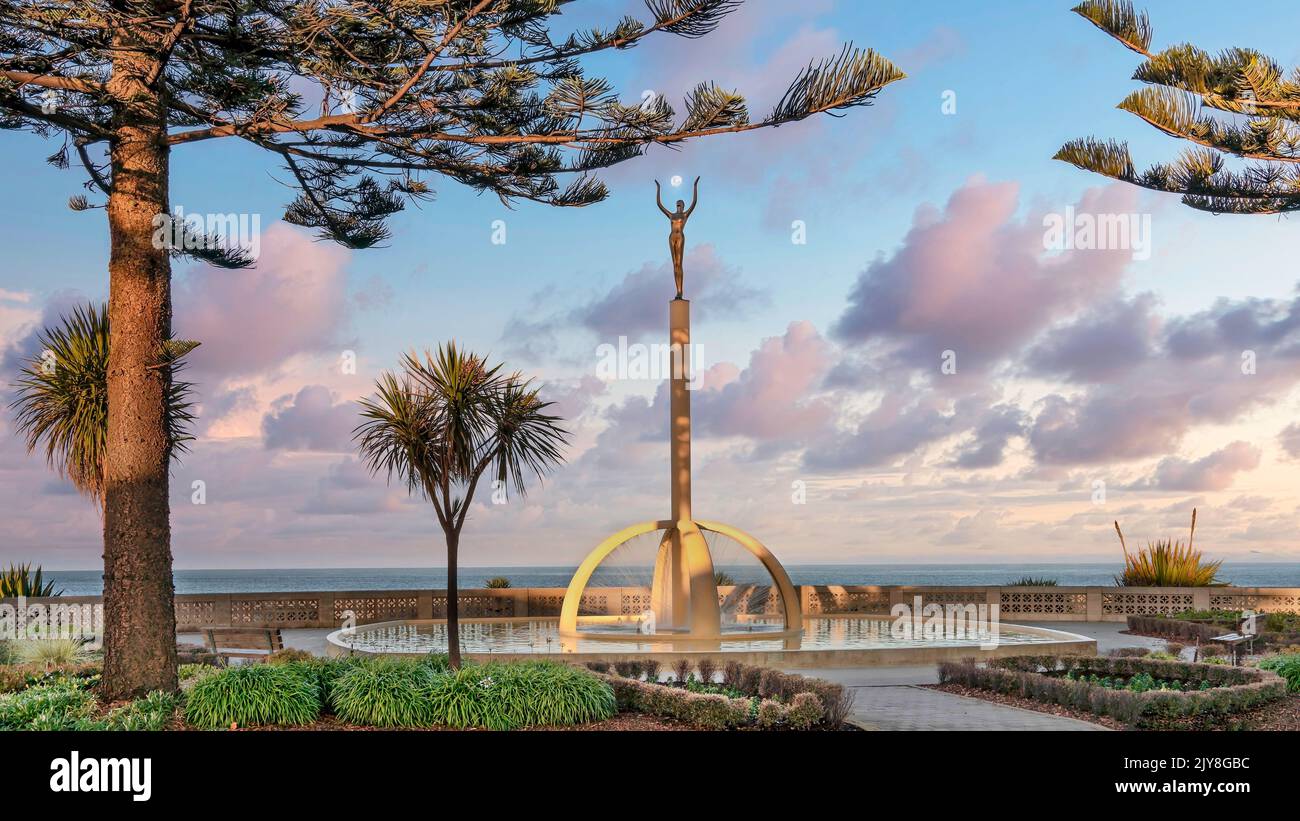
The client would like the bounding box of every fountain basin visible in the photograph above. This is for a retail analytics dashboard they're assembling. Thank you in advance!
[326,615,1096,668]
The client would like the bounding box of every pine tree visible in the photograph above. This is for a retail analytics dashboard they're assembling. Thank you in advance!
[0,0,904,697]
[1056,0,1300,214]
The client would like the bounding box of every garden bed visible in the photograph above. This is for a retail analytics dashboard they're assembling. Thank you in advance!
[0,652,853,732]
[937,655,1287,728]
[587,659,853,730]
[1127,612,1300,653]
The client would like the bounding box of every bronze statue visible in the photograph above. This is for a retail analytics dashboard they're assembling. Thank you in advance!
[655,176,699,299]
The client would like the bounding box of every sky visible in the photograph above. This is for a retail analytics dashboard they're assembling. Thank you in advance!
[2,0,1300,570]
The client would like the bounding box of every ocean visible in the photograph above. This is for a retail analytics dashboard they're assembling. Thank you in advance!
[40,562,1300,597]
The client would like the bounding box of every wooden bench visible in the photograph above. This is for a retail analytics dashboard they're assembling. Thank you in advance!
[1208,611,1265,665]
[203,628,284,661]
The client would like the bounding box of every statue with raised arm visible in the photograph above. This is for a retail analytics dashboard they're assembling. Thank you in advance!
[655,177,700,299]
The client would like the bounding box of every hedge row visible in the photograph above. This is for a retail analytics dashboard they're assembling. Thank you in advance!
[1127,615,1300,653]
[596,673,827,730]
[939,655,1286,726]
[1126,615,1228,644]
[589,659,853,728]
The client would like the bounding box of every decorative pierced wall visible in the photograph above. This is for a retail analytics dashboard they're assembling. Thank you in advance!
[1102,591,1194,616]
[230,597,321,627]
[531,593,607,616]
[175,599,218,628]
[430,595,514,618]
[806,590,890,615]
[719,584,784,615]
[1000,591,1087,616]
[914,592,988,609]
[1210,592,1300,614]
[621,591,653,615]
[334,595,419,624]
[56,583,1300,631]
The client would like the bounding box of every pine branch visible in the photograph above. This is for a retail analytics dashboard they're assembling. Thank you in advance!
[1072,0,1152,56]
[766,44,904,124]
[681,82,747,132]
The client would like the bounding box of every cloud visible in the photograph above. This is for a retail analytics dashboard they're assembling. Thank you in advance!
[694,321,834,446]
[175,222,351,381]
[0,289,91,377]
[946,405,1026,469]
[501,244,766,361]
[1028,290,1300,466]
[831,180,1137,373]
[1279,424,1300,459]
[261,385,356,452]
[803,392,958,471]
[1146,442,1262,492]
[1025,294,1159,382]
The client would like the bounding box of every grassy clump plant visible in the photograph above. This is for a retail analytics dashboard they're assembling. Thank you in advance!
[1114,509,1223,586]
[330,658,441,728]
[0,678,98,730]
[96,691,179,731]
[184,663,321,729]
[0,563,63,598]
[11,638,91,668]
[1258,653,1300,693]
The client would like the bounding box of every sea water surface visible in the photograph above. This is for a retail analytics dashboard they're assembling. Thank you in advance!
[41,562,1300,597]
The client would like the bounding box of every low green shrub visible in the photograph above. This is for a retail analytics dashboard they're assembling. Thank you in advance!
[421,662,616,730]
[605,659,851,728]
[1258,653,1300,693]
[423,652,452,674]
[1005,576,1057,586]
[266,648,315,665]
[95,691,179,731]
[10,638,91,667]
[0,662,100,694]
[756,698,784,729]
[786,692,825,730]
[600,673,751,729]
[939,655,1286,727]
[0,678,98,730]
[330,658,439,727]
[184,664,321,729]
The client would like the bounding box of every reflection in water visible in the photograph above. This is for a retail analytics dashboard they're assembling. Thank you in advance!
[335,616,1063,655]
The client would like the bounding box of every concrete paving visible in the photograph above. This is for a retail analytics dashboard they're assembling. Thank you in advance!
[848,684,1108,731]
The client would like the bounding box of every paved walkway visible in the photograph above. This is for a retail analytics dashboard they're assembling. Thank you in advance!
[848,684,1107,731]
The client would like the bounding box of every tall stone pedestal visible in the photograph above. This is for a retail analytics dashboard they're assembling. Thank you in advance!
[649,299,720,636]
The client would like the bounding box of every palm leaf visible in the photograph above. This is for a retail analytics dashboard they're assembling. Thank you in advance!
[8,303,198,506]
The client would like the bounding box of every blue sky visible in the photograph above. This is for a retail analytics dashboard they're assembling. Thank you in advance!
[3,0,1300,569]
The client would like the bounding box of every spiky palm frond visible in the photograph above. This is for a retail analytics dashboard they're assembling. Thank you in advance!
[0,563,63,598]
[1114,509,1224,587]
[1060,2,1300,215]
[354,343,569,523]
[8,303,198,505]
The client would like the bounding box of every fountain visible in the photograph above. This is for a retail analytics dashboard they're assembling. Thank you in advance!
[325,180,1097,666]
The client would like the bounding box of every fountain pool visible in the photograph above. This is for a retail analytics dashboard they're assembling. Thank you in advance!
[326,615,1095,668]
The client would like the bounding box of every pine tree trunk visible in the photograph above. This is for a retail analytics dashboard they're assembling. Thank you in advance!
[100,39,178,699]
[446,530,461,669]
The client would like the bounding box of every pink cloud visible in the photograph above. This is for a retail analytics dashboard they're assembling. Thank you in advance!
[175,222,351,381]
[1148,442,1262,492]
[833,180,1138,372]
